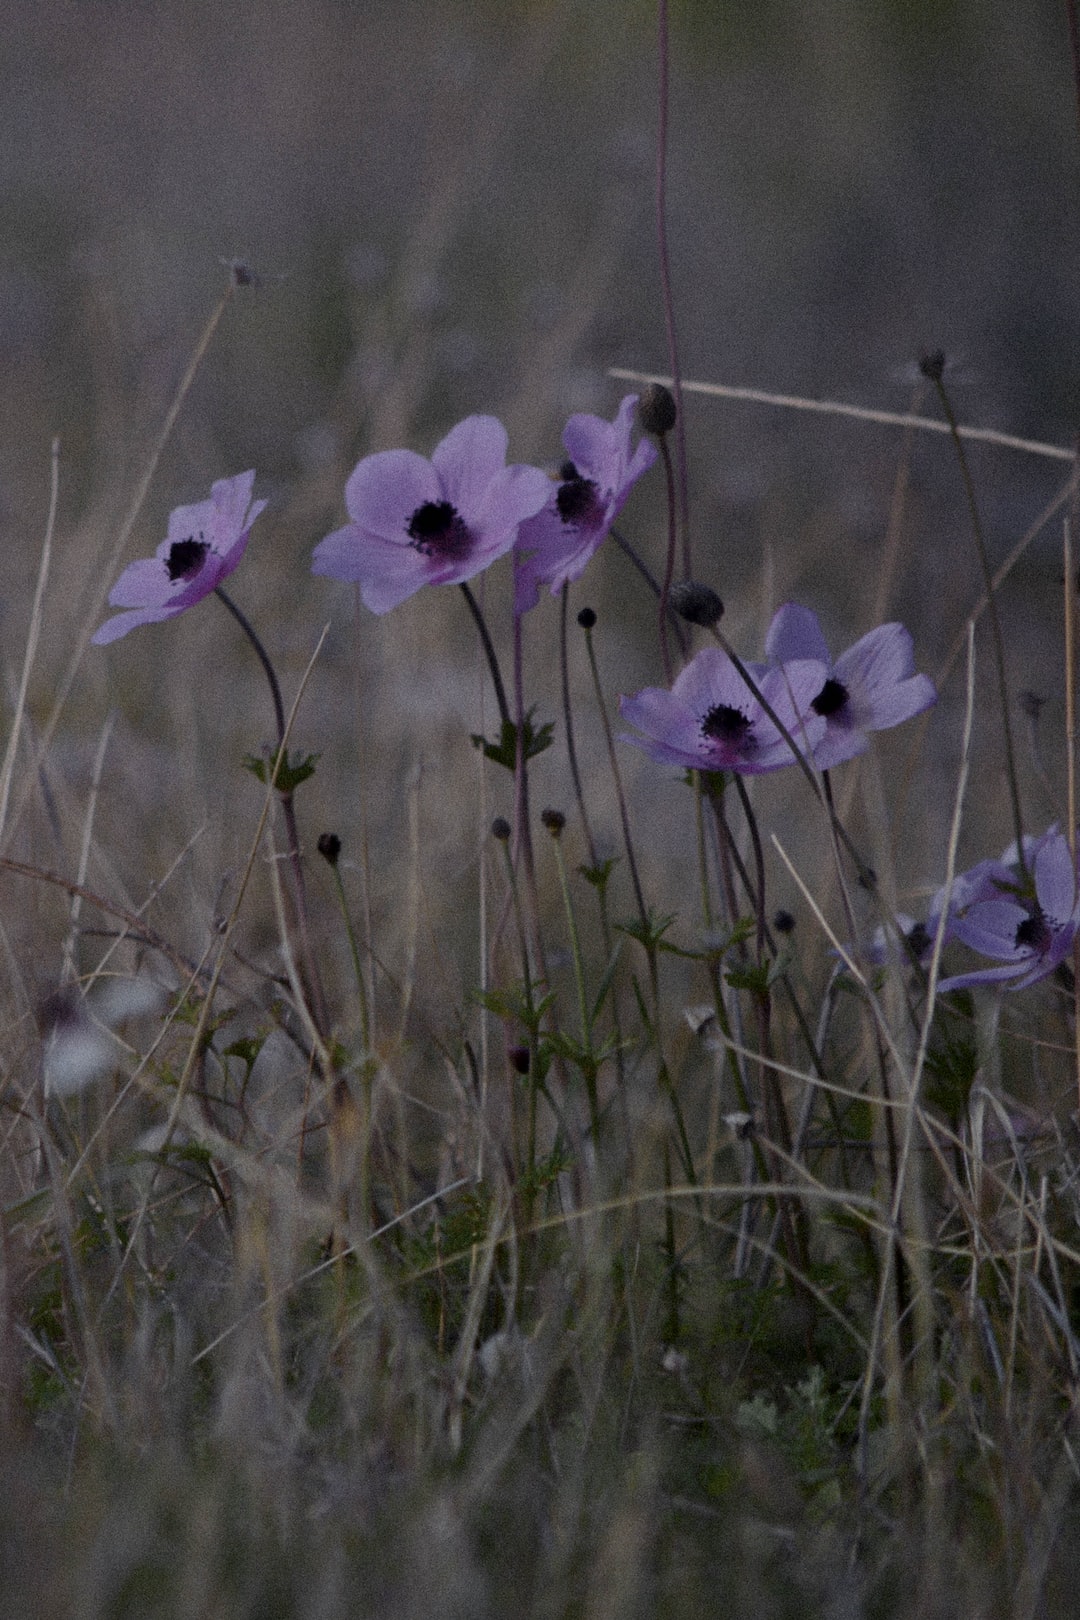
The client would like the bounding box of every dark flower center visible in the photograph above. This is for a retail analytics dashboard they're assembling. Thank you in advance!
[166,536,210,582]
[407,500,473,561]
[701,703,753,749]
[905,922,931,960]
[1015,911,1052,952]
[812,677,849,718]
[556,462,603,527]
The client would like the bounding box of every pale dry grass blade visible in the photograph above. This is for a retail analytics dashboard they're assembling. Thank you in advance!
[609,367,1076,463]
[0,438,60,844]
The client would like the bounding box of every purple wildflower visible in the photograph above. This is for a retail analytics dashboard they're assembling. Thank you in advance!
[937,828,1080,992]
[93,472,266,645]
[312,416,551,614]
[619,645,827,776]
[514,395,657,614]
[764,604,936,769]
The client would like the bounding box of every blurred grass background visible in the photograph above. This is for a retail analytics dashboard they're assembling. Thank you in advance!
[3,4,1080,1613]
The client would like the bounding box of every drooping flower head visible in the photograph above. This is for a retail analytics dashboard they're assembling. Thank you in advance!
[514,395,657,614]
[619,645,827,776]
[312,416,551,614]
[765,604,936,769]
[93,472,266,645]
[938,827,1080,992]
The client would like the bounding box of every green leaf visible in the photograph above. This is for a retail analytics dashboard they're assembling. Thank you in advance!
[579,855,619,893]
[470,707,554,771]
[242,749,320,793]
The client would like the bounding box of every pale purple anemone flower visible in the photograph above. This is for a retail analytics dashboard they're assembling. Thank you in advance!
[93,472,266,645]
[765,604,936,769]
[938,827,1080,992]
[313,415,551,614]
[619,645,828,776]
[514,395,657,614]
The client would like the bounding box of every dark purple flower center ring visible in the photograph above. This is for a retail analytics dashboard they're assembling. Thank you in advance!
[166,535,210,582]
[556,467,603,528]
[811,677,850,718]
[702,703,753,746]
[1015,910,1052,952]
[407,500,473,561]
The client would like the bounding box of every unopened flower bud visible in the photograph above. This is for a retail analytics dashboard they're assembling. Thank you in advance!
[491,816,512,843]
[541,807,566,837]
[773,909,795,935]
[638,382,677,436]
[919,349,945,382]
[317,832,342,867]
[669,580,724,627]
[509,1044,530,1075]
[577,607,597,630]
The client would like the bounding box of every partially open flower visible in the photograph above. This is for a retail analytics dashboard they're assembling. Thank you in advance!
[514,395,657,613]
[93,472,266,645]
[938,827,1080,992]
[765,603,936,769]
[313,416,550,614]
[619,645,827,776]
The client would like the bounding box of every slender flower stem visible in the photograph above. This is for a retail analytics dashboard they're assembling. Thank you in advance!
[928,369,1028,876]
[460,581,511,730]
[326,859,371,1053]
[582,613,697,1185]
[609,525,687,657]
[655,0,691,578]
[549,829,600,1140]
[215,587,286,740]
[560,586,598,868]
[214,586,329,1041]
[581,619,648,926]
[657,438,678,683]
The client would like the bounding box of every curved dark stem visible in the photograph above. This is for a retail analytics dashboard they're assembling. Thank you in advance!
[655,0,691,577]
[215,587,287,745]
[214,587,328,1042]
[460,581,511,730]
[657,438,679,682]
[560,585,598,869]
[609,525,688,657]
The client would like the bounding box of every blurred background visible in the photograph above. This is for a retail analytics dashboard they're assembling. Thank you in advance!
[2,0,1078,1006]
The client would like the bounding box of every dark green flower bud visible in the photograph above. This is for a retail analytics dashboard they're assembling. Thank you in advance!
[638,382,677,436]
[669,580,724,627]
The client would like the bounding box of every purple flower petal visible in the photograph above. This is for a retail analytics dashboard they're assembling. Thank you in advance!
[93,472,263,645]
[620,646,826,776]
[765,603,830,666]
[315,416,549,613]
[514,395,657,611]
[764,604,936,769]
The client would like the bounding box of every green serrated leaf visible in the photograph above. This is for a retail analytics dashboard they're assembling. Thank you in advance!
[470,707,554,771]
[242,749,320,793]
[579,855,620,891]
